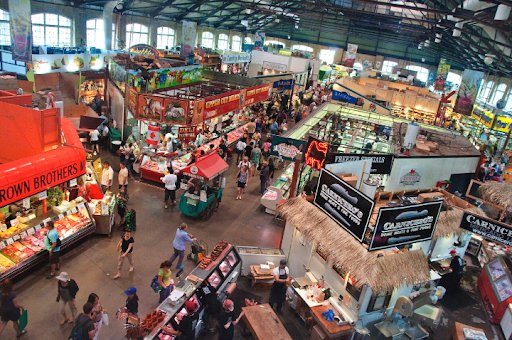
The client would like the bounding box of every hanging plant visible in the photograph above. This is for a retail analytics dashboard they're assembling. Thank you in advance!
[47,187,64,208]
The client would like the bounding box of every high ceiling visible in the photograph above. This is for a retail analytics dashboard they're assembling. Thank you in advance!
[74,0,512,75]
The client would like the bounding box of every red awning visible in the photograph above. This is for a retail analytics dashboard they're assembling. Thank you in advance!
[0,118,86,207]
[180,153,229,181]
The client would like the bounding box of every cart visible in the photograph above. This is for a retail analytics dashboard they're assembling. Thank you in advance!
[178,153,228,220]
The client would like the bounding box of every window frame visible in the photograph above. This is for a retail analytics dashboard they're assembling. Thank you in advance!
[231,35,241,51]
[382,60,398,74]
[244,37,253,44]
[156,26,175,49]
[0,9,10,46]
[201,31,214,49]
[86,18,105,50]
[217,33,229,50]
[491,83,507,106]
[31,13,73,47]
[405,65,429,83]
[125,23,149,48]
[319,49,336,65]
[292,44,314,52]
[480,81,494,101]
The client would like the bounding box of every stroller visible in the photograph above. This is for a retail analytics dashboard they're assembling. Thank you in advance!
[122,209,137,231]
[187,240,208,264]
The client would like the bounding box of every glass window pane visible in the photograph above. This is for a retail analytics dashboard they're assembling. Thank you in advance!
[59,27,71,46]
[46,14,58,25]
[32,25,45,45]
[0,22,10,45]
[232,36,241,51]
[0,9,9,21]
[59,16,71,26]
[46,26,58,46]
[32,14,44,24]
[87,19,96,29]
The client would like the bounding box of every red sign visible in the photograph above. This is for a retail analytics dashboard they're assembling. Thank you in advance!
[244,84,271,106]
[305,137,329,170]
[163,98,189,124]
[178,126,197,142]
[203,90,242,121]
[138,95,163,122]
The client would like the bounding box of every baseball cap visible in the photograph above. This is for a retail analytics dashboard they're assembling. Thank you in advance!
[124,287,137,295]
[449,249,457,254]
[185,300,198,313]
[223,299,234,310]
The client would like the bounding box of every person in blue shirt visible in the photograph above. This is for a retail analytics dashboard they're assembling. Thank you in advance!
[44,221,61,279]
[270,120,279,134]
[169,223,196,273]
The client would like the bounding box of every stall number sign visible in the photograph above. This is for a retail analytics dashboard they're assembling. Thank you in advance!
[313,169,374,242]
[459,212,512,246]
[369,201,442,251]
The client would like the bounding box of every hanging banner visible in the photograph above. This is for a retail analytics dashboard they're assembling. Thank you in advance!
[108,59,127,93]
[434,59,450,91]
[145,125,160,145]
[244,84,271,106]
[369,201,443,251]
[254,32,265,50]
[220,52,251,64]
[304,137,329,170]
[341,44,358,68]
[138,95,163,122]
[203,90,242,121]
[459,212,512,246]
[9,0,32,62]
[331,90,364,106]
[270,135,307,161]
[273,79,294,90]
[314,168,374,242]
[327,153,394,174]
[28,54,108,74]
[472,106,495,128]
[454,69,484,115]
[181,20,197,58]
[163,98,189,124]
[128,65,202,93]
[493,115,512,134]
[127,87,138,114]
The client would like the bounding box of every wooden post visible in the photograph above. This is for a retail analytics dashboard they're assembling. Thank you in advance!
[473,144,487,179]
[288,153,303,198]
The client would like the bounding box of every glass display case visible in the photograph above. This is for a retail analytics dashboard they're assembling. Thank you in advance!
[478,256,512,324]
[140,154,169,182]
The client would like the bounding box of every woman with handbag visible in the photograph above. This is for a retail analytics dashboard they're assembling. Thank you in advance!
[0,279,26,338]
[157,261,174,303]
[87,293,108,340]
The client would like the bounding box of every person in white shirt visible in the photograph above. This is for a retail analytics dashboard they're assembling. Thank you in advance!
[235,140,246,164]
[101,125,110,148]
[160,167,178,208]
[101,161,114,193]
[118,162,129,195]
[195,128,205,147]
[89,129,100,155]
[269,259,291,313]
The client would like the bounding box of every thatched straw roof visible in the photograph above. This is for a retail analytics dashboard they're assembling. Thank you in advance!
[277,197,430,292]
[433,206,485,239]
[478,181,512,209]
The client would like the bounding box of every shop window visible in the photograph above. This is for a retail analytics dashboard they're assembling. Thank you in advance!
[86,19,105,50]
[244,36,253,44]
[231,35,241,51]
[479,81,494,101]
[32,13,72,47]
[156,27,175,49]
[446,72,462,87]
[201,31,214,49]
[333,264,362,301]
[367,291,392,312]
[319,49,336,65]
[405,65,429,83]
[382,60,397,74]
[217,33,229,50]
[491,83,507,106]
[0,9,10,46]
[292,44,313,52]
[125,23,149,48]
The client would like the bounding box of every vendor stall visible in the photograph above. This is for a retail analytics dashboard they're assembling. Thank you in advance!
[178,153,228,219]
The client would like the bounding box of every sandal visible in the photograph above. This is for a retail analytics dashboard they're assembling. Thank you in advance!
[113,274,120,279]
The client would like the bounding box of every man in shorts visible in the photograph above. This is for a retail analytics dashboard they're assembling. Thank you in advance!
[45,221,61,279]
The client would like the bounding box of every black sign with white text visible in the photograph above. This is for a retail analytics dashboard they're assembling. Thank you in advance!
[369,201,443,251]
[327,153,394,174]
[314,169,374,242]
[460,212,512,246]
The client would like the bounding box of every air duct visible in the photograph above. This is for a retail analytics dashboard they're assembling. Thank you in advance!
[494,4,511,20]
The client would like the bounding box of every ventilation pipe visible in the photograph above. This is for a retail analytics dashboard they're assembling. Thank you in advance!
[103,1,117,50]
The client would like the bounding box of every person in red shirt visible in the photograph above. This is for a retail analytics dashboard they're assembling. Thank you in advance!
[81,182,104,202]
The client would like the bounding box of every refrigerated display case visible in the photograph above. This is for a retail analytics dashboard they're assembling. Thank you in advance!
[143,244,241,339]
[478,255,512,324]
[0,198,94,280]
[140,154,169,182]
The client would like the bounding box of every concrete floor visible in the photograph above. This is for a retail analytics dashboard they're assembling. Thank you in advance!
[3,151,284,340]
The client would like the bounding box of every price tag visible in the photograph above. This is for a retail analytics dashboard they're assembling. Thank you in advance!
[12,235,20,241]
[21,231,28,239]
[58,214,65,220]
[10,219,19,227]
[27,228,36,235]
[35,225,42,231]
[43,218,52,225]
[0,241,5,250]
[71,207,78,214]
[69,178,77,186]
[38,191,48,200]
[78,203,85,210]
[6,238,14,245]
[22,198,31,209]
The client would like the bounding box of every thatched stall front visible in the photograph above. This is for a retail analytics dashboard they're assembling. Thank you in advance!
[478,181,512,210]
[277,197,431,292]
[433,205,486,239]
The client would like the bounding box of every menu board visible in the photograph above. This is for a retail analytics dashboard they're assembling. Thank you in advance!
[313,169,374,242]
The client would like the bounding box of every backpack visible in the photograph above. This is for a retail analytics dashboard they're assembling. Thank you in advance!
[150,274,161,293]
[68,314,89,340]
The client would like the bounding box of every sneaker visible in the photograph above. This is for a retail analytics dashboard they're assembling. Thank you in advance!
[129,267,134,272]
[165,205,168,209]
[113,274,120,279]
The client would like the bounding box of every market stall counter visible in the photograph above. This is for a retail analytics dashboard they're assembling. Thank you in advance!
[242,304,292,340]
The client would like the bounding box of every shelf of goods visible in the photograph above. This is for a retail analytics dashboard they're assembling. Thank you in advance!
[140,123,249,183]
[391,105,436,125]
[0,199,94,280]
[137,242,241,339]
[89,192,117,235]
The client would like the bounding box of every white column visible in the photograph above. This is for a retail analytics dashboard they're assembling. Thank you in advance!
[103,1,116,50]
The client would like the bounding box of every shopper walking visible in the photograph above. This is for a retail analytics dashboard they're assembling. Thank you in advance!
[218,299,244,340]
[118,162,129,196]
[169,223,196,271]
[160,167,178,208]
[262,138,272,158]
[0,279,26,338]
[157,261,174,303]
[250,144,261,176]
[235,139,246,164]
[87,293,107,340]
[55,272,79,325]
[236,165,249,200]
[218,139,228,161]
[44,221,61,279]
[69,303,96,340]
[89,128,100,155]
[113,230,134,280]
[259,161,270,195]
[124,287,138,316]
[101,161,114,193]
[269,259,291,314]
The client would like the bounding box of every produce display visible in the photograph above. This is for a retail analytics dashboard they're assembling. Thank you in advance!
[0,223,29,240]
[198,240,228,269]
[140,310,166,333]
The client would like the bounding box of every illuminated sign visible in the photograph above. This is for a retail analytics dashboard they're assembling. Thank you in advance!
[493,115,512,133]
[304,137,329,170]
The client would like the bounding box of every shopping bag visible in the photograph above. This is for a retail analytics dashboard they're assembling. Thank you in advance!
[18,309,28,332]
[101,312,109,326]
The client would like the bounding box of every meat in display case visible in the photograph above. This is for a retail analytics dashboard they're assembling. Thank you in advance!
[478,255,512,324]
[0,199,94,280]
[140,154,169,182]
[143,244,241,339]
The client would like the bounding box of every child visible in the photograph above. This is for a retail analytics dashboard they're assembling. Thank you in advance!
[124,287,138,316]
